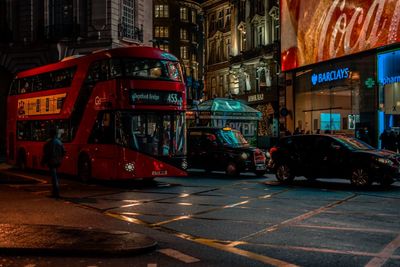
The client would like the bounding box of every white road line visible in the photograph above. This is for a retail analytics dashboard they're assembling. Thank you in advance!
[365,234,400,267]
[158,248,200,263]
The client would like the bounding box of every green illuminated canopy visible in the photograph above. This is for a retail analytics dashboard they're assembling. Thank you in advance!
[193,98,262,121]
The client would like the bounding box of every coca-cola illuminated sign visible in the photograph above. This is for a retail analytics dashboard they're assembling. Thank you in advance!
[281,0,400,71]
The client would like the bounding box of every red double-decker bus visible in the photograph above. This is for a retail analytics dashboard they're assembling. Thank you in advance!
[7,46,187,181]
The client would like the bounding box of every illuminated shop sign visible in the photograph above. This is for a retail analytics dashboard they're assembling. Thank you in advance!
[130,90,182,106]
[311,68,350,85]
[281,0,400,71]
[378,49,400,86]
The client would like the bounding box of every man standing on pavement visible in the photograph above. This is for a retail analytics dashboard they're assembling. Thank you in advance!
[41,127,66,198]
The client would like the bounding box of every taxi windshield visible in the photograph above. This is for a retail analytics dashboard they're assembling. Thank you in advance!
[216,129,248,147]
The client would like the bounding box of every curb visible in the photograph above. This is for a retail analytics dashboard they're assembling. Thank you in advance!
[0,224,157,256]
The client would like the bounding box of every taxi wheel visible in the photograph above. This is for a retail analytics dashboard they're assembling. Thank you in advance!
[78,154,91,183]
[350,167,371,187]
[276,163,294,183]
[226,162,239,176]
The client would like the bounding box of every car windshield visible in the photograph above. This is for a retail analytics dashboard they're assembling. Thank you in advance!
[334,136,374,150]
[216,129,248,147]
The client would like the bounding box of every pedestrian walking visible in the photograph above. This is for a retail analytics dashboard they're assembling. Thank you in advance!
[41,127,66,198]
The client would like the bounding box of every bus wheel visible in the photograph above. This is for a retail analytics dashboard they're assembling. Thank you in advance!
[16,148,27,170]
[78,154,91,183]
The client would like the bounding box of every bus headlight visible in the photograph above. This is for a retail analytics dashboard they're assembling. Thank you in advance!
[181,159,188,170]
[124,162,135,172]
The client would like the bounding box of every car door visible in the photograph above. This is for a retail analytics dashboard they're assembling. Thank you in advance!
[312,136,344,178]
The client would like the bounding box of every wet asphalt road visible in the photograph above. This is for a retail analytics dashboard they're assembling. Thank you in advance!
[1,167,400,267]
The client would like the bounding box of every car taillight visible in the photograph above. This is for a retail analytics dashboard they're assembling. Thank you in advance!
[269,146,278,157]
[254,149,266,163]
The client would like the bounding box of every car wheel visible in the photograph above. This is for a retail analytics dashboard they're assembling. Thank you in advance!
[226,162,239,176]
[350,167,371,187]
[276,164,294,183]
[78,154,91,183]
[254,170,266,177]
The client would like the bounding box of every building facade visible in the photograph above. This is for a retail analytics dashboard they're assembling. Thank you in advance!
[0,0,153,157]
[153,0,204,104]
[280,0,400,148]
[202,0,280,148]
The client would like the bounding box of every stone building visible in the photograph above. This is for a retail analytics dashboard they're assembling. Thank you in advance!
[202,0,281,148]
[153,0,204,104]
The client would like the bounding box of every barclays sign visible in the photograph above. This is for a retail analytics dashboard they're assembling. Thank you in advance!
[311,68,350,85]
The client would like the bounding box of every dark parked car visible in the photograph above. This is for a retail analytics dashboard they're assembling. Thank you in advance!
[268,134,400,187]
[188,127,267,176]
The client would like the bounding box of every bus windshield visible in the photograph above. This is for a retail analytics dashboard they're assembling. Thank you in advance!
[115,111,185,157]
[216,129,248,147]
[119,58,183,81]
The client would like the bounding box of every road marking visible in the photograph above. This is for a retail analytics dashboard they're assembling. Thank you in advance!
[195,239,298,267]
[158,248,200,263]
[294,224,399,234]
[365,234,400,267]
[239,194,357,241]
[238,242,400,259]
[1,170,47,184]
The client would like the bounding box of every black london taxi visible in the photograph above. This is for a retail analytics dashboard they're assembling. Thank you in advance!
[187,127,267,176]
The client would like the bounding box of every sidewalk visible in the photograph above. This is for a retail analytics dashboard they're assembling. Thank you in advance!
[0,166,157,256]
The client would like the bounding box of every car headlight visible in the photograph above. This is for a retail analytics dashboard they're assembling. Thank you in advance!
[241,152,249,160]
[124,162,135,172]
[376,157,394,166]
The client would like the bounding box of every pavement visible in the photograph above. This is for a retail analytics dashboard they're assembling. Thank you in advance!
[0,163,157,256]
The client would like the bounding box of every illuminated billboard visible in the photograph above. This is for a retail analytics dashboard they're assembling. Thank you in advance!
[281,0,400,72]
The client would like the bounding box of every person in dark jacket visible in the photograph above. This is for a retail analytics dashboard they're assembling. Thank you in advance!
[41,127,66,198]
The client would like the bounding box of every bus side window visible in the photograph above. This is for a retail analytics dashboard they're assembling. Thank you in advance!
[20,78,31,94]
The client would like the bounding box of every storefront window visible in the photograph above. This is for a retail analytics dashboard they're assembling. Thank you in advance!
[294,54,375,139]
[377,49,400,149]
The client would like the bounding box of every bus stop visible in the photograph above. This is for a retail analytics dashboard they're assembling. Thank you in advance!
[187,98,262,145]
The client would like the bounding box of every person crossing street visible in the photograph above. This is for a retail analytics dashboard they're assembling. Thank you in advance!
[41,127,66,198]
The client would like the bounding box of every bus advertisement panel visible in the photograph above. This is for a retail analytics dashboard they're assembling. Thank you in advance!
[7,47,187,181]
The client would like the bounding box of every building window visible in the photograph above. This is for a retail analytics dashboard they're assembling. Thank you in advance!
[155,26,169,38]
[209,41,216,64]
[226,38,231,57]
[121,0,139,40]
[180,46,188,59]
[180,7,188,21]
[159,44,169,52]
[180,28,188,40]
[209,14,216,33]
[225,8,231,29]
[191,10,197,24]
[258,26,263,46]
[217,10,224,29]
[155,4,169,18]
